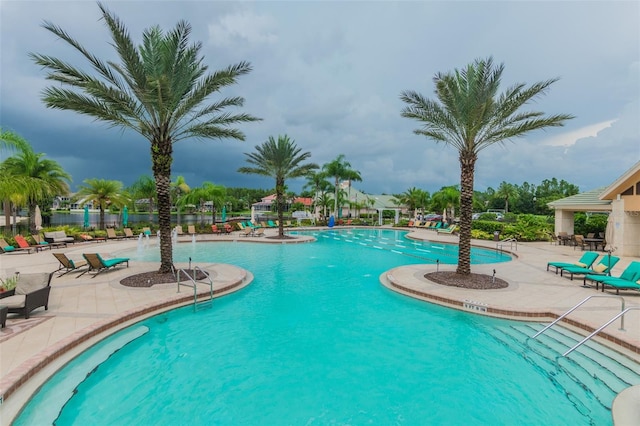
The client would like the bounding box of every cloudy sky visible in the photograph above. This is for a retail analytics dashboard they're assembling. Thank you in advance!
[1,0,638,197]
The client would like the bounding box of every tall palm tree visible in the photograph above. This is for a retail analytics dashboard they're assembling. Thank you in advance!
[238,135,318,238]
[31,3,260,273]
[401,56,573,276]
[76,178,128,230]
[344,169,362,218]
[1,143,71,234]
[171,175,191,226]
[322,154,359,218]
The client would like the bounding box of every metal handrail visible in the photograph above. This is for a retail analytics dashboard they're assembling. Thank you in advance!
[564,307,640,356]
[177,266,213,310]
[533,295,626,339]
[497,237,517,251]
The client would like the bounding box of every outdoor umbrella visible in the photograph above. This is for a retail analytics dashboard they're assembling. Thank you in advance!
[604,213,615,252]
[34,205,43,231]
[122,205,129,227]
[221,206,227,223]
[83,205,90,229]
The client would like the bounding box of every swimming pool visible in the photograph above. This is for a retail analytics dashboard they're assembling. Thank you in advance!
[14,229,625,424]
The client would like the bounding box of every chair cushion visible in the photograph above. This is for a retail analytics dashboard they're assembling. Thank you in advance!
[3,246,15,252]
[15,273,51,295]
[0,294,26,309]
[594,263,608,273]
[574,262,587,268]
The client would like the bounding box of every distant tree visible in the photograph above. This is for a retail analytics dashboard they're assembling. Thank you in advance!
[431,186,460,220]
[129,175,156,222]
[401,56,573,276]
[322,154,359,218]
[394,187,430,218]
[171,175,191,226]
[238,135,318,237]
[496,181,517,213]
[0,142,71,234]
[76,178,128,229]
[303,171,332,217]
[32,3,260,273]
[183,182,225,225]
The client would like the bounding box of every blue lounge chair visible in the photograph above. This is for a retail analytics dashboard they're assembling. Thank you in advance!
[561,256,620,281]
[546,251,599,274]
[584,261,640,293]
[79,253,130,278]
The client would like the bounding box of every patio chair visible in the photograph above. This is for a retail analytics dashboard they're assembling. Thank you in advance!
[583,261,640,292]
[546,251,599,274]
[239,228,253,237]
[211,224,222,234]
[223,224,233,234]
[561,256,620,280]
[0,271,54,318]
[174,226,184,235]
[142,227,152,236]
[106,228,124,240]
[437,224,457,234]
[572,235,587,251]
[79,253,130,278]
[188,225,197,234]
[0,238,33,254]
[123,228,137,239]
[52,252,88,276]
[14,235,39,253]
[252,228,265,237]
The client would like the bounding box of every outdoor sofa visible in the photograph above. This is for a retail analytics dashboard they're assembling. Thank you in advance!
[44,230,76,244]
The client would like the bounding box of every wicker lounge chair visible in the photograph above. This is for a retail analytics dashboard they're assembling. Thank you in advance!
[106,228,124,240]
[0,272,54,318]
[188,225,197,234]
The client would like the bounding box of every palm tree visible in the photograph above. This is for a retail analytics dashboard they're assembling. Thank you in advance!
[130,175,156,223]
[344,169,362,218]
[238,135,318,238]
[0,142,71,234]
[171,176,191,226]
[1,129,37,227]
[322,154,359,218]
[496,181,517,213]
[183,182,225,226]
[303,171,331,219]
[394,187,430,219]
[431,186,460,222]
[31,3,260,273]
[75,178,128,230]
[401,56,573,276]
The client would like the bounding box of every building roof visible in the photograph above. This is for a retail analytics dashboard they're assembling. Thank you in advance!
[600,160,640,201]
[547,187,611,211]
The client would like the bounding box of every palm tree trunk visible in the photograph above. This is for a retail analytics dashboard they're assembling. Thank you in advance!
[276,177,285,238]
[456,153,476,275]
[4,201,11,227]
[333,177,339,217]
[28,203,36,235]
[151,140,174,274]
[99,206,105,230]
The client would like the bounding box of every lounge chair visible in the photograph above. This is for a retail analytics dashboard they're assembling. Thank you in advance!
[0,238,33,254]
[79,253,130,278]
[53,252,88,276]
[561,256,620,280]
[239,228,253,237]
[252,228,265,237]
[106,228,124,240]
[0,272,54,318]
[14,235,41,253]
[223,224,233,234]
[546,251,599,274]
[142,227,152,236]
[437,224,457,234]
[211,224,222,234]
[188,225,197,234]
[124,228,137,239]
[584,261,640,292]
[268,220,277,228]
[33,233,66,249]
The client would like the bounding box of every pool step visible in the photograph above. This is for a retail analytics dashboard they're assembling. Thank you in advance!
[488,323,640,413]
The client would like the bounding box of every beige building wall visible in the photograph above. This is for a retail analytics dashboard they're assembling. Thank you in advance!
[554,210,575,235]
[612,198,640,257]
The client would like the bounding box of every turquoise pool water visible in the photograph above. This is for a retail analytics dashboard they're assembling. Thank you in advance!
[15,230,613,425]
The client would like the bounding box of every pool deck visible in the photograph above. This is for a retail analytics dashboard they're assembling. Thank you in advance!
[0,226,639,421]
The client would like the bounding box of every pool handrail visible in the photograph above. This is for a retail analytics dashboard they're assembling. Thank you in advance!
[176,266,213,310]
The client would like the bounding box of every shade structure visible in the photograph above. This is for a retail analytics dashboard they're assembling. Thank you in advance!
[604,213,615,252]
[34,205,43,231]
[221,206,227,223]
[122,205,129,227]
[83,205,90,229]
